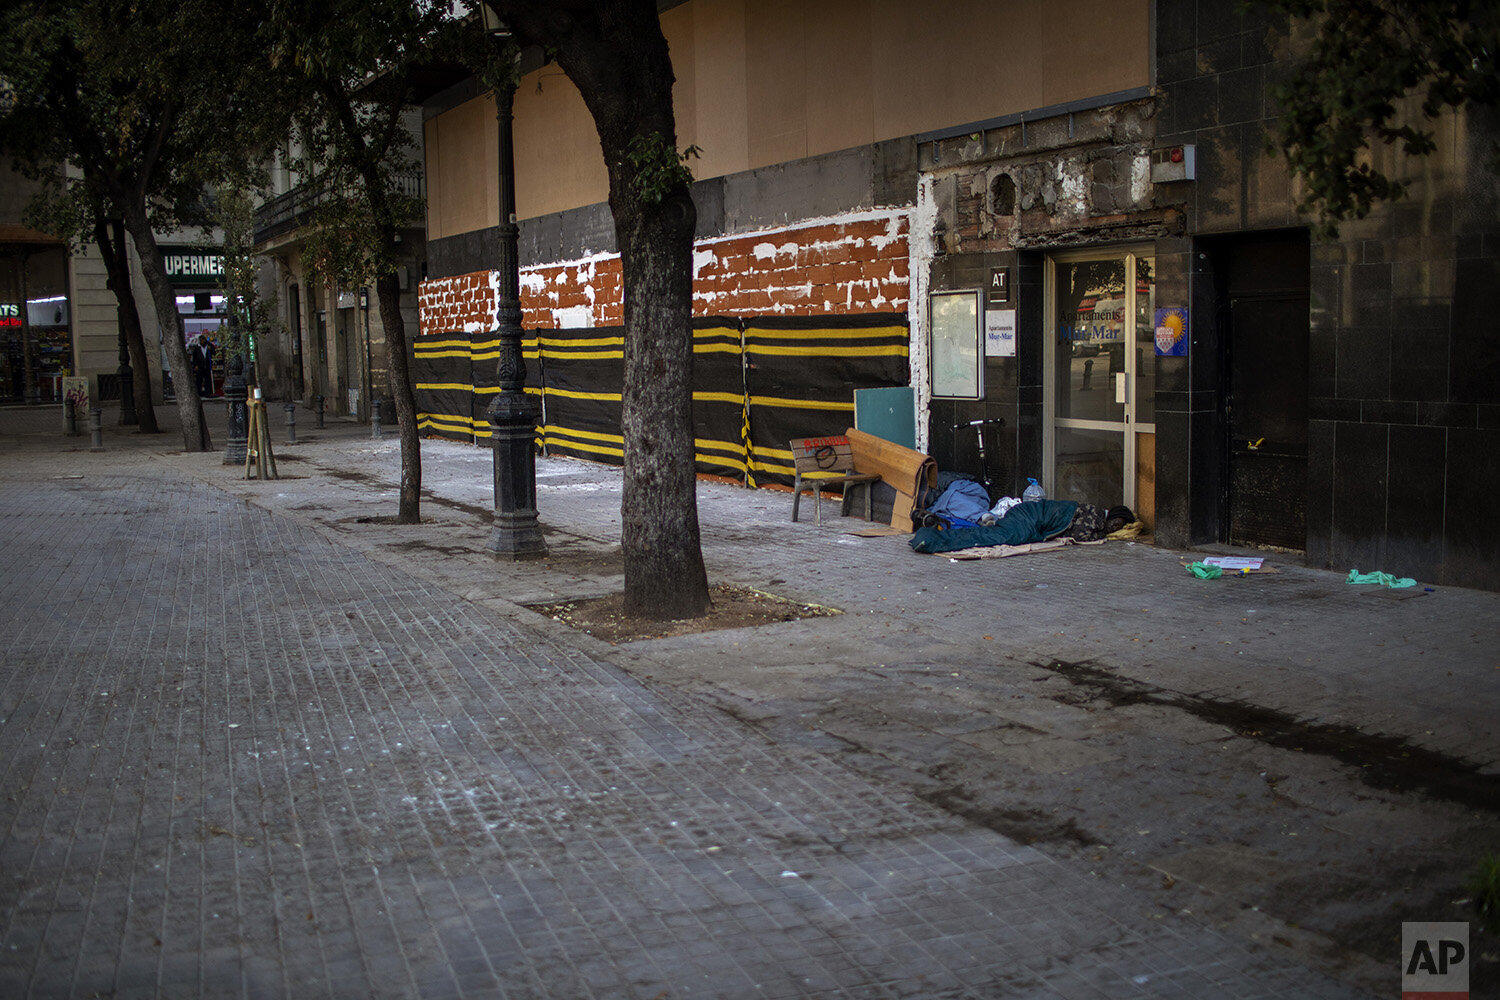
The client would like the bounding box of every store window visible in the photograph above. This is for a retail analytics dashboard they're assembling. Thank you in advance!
[157,245,226,401]
[167,290,227,400]
[0,246,72,404]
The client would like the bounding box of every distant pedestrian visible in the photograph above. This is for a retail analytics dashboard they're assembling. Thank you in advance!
[189,334,215,398]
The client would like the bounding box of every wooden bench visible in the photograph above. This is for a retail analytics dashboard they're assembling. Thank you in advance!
[789,435,879,525]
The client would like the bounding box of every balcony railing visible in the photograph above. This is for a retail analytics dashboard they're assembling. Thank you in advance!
[253,171,425,246]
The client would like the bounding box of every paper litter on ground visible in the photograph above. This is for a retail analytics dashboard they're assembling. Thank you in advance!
[1179,558,1279,575]
[1202,556,1263,571]
[947,538,1074,561]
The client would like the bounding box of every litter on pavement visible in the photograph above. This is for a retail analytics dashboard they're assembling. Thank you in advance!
[1346,568,1417,588]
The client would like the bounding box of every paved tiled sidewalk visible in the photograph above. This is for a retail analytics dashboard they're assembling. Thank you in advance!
[1,468,1367,998]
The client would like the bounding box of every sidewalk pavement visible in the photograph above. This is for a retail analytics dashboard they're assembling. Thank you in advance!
[2,400,1496,998]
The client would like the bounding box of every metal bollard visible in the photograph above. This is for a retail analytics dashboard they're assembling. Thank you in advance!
[89,408,104,451]
[313,395,324,429]
[285,402,297,444]
[371,398,382,439]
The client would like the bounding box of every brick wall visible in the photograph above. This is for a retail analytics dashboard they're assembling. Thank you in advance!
[415,270,500,335]
[520,255,623,328]
[690,214,909,319]
[418,211,910,334]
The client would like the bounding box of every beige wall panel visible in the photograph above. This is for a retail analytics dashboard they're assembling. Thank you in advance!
[871,0,1039,138]
[426,99,498,241]
[663,4,698,153]
[72,288,117,309]
[423,118,443,239]
[67,250,118,380]
[744,0,810,167]
[431,0,1149,229]
[804,0,875,155]
[514,69,609,220]
[1037,1,1150,105]
[686,0,749,180]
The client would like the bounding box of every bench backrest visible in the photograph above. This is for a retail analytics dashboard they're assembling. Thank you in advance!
[790,435,857,476]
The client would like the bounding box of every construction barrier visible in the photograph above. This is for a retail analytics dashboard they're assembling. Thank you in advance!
[413,313,908,485]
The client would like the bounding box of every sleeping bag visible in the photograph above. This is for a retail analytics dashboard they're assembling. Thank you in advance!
[909,499,1079,554]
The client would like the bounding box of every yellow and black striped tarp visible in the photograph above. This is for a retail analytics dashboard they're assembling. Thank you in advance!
[469,329,542,440]
[413,329,475,441]
[742,315,909,487]
[415,313,909,483]
[414,328,541,442]
[692,320,750,480]
[537,327,625,463]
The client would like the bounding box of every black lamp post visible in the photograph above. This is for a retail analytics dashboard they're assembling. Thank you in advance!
[223,322,248,466]
[483,8,547,559]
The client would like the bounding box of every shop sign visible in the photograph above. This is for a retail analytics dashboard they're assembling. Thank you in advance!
[1403,922,1467,998]
[161,248,225,286]
[0,303,18,328]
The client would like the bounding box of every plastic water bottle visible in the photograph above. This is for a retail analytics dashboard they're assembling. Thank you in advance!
[1023,477,1045,502]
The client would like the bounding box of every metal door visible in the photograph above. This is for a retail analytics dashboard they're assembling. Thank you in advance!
[1227,288,1309,549]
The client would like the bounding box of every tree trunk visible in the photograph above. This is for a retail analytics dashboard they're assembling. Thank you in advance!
[121,199,209,450]
[499,0,709,618]
[330,68,424,526]
[95,217,160,434]
[376,270,421,522]
[615,185,709,619]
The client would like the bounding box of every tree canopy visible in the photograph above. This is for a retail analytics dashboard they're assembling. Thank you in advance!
[264,0,466,523]
[0,0,284,450]
[1263,0,1500,230]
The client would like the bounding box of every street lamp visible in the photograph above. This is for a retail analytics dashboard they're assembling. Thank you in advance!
[482,7,547,559]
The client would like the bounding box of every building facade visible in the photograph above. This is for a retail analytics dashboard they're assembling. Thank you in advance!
[251,140,427,419]
[415,0,1500,591]
[1,163,244,412]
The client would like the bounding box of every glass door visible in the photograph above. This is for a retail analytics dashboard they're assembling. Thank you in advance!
[1044,249,1155,512]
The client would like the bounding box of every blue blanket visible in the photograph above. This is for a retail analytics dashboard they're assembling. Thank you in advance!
[927,478,993,524]
[909,499,1078,554]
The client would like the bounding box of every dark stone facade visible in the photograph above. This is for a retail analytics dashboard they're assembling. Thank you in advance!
[921,97,1170,500]
[424,0,1500,589]
[922,1,1500,590]
[1157,2,1500,589]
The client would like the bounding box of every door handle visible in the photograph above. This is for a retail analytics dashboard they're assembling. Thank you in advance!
[1114,372,1127,404]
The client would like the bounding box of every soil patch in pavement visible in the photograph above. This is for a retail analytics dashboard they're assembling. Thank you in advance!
[532,584,840,643]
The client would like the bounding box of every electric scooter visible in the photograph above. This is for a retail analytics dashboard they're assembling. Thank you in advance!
[953,417,1007,501]
[913,416,1009,529]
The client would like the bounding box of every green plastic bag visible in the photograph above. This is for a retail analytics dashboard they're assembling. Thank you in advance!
[1345,568,1416,588]
[1187,562,1223,580]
